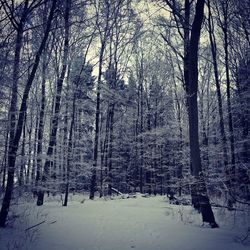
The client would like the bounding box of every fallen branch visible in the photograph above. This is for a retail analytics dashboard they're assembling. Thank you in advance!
[25,221,45,231]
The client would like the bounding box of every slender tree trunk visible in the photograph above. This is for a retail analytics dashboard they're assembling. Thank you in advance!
[139,63,144,193]
[19,113,26,188]
[37,0,70,206]
[89,1,112,199]
[63,106,68,182]
[35,53,47,192]
[1,130,9,191]
[26,120,32,185]
[134,82,140,192]
[107,104,115,195]
[62,70,70,184]
[89,41,106,200]
[223,17,236,184]
[100,111,110,197]
[207,0,233,207]
[32,109,39,188]
[63,92,75,206]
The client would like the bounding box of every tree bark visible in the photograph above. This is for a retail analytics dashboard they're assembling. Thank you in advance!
[188,0,218,228]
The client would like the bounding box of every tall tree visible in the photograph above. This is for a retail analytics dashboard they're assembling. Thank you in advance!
[217,0,236,185]
[207,0,233,207]
[187,0,218,227]
[37,0,71,206]
[89,2,109,199]
[161,0,218,227]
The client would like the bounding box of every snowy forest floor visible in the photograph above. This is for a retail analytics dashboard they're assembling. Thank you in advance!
[0,194,249,250]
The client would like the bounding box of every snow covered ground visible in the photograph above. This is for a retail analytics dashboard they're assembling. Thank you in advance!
[0,194,249,250]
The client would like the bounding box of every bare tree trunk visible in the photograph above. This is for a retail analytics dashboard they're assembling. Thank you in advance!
[100,111,109,197]
[63,92,75,206]
[216,0,236,192]
[19,112,26,188]
[207,0,233,207]
[188,0,218,228]
[89,42,106,199]
[26,116,33,185]
[37,0,70,206]
[223,12,236,184]
[35,53,47,192]
[1,130,9,191]
[139,61,144,194]
[107,104,115,195]
[134,81,140,192]
[31,109,39,188]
